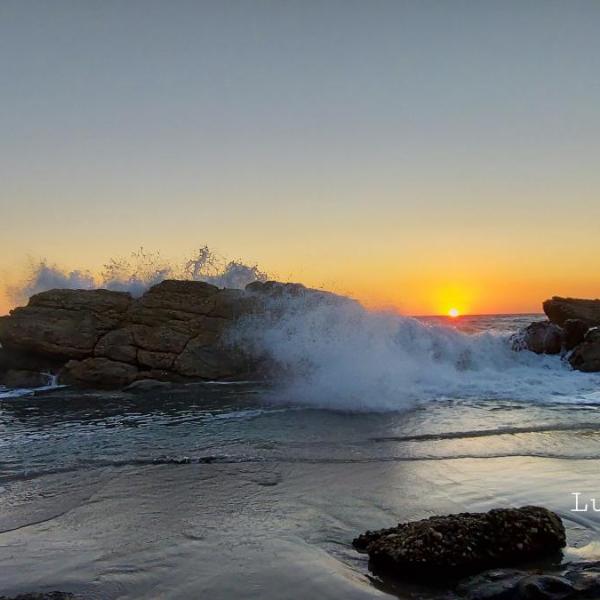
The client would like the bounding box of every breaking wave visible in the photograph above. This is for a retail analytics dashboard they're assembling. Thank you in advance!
[6,249,600,412]
[231,293,600,411]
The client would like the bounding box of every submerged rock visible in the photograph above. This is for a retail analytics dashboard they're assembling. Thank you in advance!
[0,369,51,389]
[569,328,600,373]
[512,322,564,355]
[544,297,600,328]
[454,562,600,600]
[0,594,76,600]
[123,378,173,392]
[353,506,566,579]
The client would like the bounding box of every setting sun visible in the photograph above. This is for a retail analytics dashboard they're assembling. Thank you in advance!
[448,308,460,318]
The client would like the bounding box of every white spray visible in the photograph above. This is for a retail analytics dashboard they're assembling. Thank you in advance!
[232,292,600,411]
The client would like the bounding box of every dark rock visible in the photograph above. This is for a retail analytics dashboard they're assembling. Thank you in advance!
[123,379,173,392]
[516,574,575,599]
[173,335,244,379]
[0,594,75,600]
[569,328,600,373]
[0,369,51,389]
[454,562,600,600]
[512,322,564,355]
[563,320,589,352]
[94,328,137,363]
[544,297,600,328]
[61,358,139,388]
[0,348,62,374]
[353,506,566,579]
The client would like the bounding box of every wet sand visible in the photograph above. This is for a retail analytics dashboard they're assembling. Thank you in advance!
[1,453,600,599]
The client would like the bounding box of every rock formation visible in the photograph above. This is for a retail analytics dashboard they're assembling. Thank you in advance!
[353,506,566,579]
[513,297,600,373]
[569,328,600,373]
[563,319,589,351]
[544,297,600,328]
[0,279,346,389]
[511,321,563,355]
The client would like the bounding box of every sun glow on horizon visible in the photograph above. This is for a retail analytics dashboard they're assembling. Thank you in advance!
[448,308,460,318]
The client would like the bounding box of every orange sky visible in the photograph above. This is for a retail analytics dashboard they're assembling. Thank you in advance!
[2,3,599,317]
[2,226,599,317]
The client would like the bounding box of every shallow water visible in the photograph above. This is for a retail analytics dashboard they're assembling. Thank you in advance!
[2,315,600,599]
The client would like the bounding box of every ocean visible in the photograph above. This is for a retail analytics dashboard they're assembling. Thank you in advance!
[2,313,600,599]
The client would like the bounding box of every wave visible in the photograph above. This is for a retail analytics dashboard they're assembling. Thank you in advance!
[6,248,600,412]
[6,246,267,306]
[230,293,600,411]
[371,423,600,442]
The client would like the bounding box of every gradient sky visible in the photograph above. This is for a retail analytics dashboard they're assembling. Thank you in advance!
[1,1,599,316]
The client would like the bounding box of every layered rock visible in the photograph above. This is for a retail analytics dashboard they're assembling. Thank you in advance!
[0,289,131,359]
[544,297,600,328]
[0,279,347,389]
[353,506,566,579]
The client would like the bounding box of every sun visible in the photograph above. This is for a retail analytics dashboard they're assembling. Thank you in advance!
[448,308,460,318]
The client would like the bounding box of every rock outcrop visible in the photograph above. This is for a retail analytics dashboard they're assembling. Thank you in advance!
[544,297,600,328]
[513,298,600,372]
[569,328,600,373]
[563,319,589,352]
[511,321,563,355]
[0,289,132,359]
[353,506,566,579]
[0,279,349,389]
[0,369,52,389]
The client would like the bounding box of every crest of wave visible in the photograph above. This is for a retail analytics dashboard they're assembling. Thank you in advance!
[7,246,267,306]
[232,292,600,411]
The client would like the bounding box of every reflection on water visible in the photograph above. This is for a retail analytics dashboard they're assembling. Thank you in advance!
[4,384,600,479]
[1,383,600,598]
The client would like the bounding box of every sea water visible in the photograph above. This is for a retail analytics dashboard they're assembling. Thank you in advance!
[1,314,600,599]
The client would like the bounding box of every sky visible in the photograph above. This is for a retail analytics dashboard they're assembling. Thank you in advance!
[1,1,599,316]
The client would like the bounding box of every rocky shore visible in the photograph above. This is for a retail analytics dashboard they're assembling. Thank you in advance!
[353,507,600,598]
[2,289,600,391]
[0,279,348,390]
[512,296,600,372]
[353,506,566,579]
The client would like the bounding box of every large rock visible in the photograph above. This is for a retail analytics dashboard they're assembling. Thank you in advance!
[0,594,76,600]
[0,369,51,389]
[512,322,563,355]
[563,319,589,352]
[61,357,139,388]
[0,279,344,388]
[0,289,131,359]
[353,506,566,579]
[569,328,600,373]
[544,297,600,328]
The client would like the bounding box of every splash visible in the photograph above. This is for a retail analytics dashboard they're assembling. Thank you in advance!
[6,259,96,307]
[7,246,268,305]
[231,292,600,411]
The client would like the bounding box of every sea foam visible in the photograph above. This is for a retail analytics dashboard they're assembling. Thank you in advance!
[231,293,600,411]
